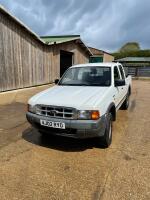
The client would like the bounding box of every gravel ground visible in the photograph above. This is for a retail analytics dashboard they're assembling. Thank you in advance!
[0,80,149,200]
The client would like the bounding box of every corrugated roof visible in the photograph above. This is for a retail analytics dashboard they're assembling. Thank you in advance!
[116,57,150,62]
[40,35,92,55]
[0,5,92,56]
[40,35,80,44]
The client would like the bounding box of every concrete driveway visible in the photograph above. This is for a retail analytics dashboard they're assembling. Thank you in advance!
[0,80,150,200]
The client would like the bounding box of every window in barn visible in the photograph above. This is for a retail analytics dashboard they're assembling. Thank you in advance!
[89,56,103,63]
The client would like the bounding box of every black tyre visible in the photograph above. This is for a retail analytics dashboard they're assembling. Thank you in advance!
[96,113,112,148]
[121,93,129,110]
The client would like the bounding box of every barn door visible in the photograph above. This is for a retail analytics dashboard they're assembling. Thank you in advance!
[60,50,73,77]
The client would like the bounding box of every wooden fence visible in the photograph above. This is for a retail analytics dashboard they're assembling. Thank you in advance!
[124,67,150,77]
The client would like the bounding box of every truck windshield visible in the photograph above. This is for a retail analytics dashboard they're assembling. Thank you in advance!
[59,67,111,86]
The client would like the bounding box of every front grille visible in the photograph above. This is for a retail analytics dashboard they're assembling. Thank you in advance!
[36,105,76,119]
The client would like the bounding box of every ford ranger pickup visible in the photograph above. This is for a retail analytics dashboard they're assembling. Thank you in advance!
[26,62,132,147]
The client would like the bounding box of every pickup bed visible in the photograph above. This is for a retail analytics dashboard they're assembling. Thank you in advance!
[26,62,132,147]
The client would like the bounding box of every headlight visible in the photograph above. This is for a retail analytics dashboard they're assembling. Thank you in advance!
[27,104,36,113]
[77,110,100,120]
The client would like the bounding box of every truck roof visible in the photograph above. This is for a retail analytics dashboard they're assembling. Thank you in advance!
[70,62,119,68]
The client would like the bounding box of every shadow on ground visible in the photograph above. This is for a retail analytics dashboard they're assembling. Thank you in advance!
[22,127,105,152]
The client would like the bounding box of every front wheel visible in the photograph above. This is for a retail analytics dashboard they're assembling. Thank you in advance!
[96,113,112,148]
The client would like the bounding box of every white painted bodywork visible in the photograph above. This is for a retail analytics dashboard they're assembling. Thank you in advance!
[28,62,132,116]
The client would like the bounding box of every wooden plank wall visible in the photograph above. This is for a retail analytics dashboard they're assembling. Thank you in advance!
[0,11,56,92]
[0,11,89,92]
[103,53,114,62]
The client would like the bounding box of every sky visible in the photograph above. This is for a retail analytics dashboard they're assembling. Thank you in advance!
[0,0,150,52]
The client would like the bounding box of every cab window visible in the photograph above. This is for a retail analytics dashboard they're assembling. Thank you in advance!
[114,66,121,80]
[119,65,125,79]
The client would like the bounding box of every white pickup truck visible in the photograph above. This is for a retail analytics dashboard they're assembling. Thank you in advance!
[26,62,131,147]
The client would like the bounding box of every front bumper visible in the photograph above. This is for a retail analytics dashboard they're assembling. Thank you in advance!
[26,112,106,139]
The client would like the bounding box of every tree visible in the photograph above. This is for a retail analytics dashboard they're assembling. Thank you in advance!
[119,42,140,53]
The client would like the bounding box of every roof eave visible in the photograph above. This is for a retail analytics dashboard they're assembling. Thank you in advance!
[76,39,93,56]
[88,46,113,56]
[0,5,45,44]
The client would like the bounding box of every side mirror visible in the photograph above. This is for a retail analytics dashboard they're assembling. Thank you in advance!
[55,79,59,84]
[115,79,125,87]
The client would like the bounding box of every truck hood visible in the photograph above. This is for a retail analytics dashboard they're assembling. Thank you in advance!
[29,85,110,109]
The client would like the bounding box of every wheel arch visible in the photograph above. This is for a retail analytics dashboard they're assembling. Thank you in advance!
[128,85,131,96]
[106,103,116,121]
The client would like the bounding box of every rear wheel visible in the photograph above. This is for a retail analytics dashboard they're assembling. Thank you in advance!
[121,92,129,110]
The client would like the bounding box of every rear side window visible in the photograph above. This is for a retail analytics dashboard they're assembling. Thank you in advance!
[114,66,121,80]
[119,65,125,79]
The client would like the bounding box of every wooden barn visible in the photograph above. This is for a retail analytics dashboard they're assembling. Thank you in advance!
[0,6,92,92]
[89,47,114,63]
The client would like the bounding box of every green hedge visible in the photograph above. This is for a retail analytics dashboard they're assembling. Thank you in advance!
[112,50,150,60]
